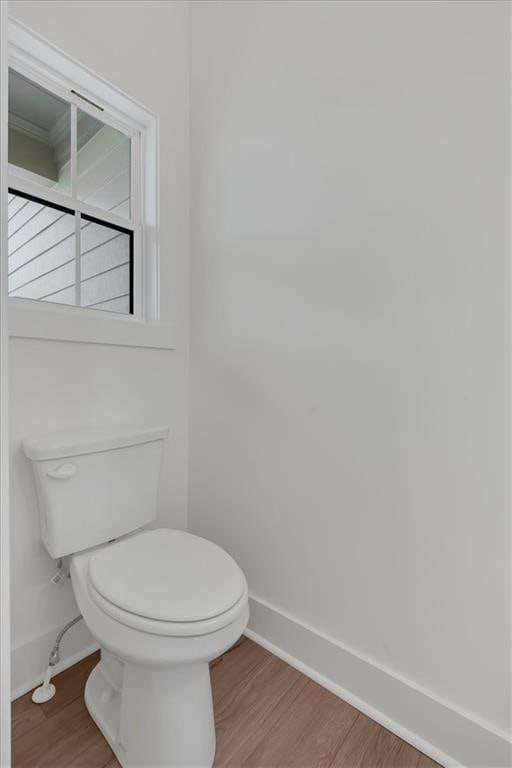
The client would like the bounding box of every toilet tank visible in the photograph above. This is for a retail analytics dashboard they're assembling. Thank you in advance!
[23,425,168,559]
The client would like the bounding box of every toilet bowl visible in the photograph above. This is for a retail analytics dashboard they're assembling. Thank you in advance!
[24,425,249,768]
[71,528,249,768]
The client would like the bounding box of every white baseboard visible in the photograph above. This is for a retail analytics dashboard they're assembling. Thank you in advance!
[11,619,99,701]
[246,594,511,768]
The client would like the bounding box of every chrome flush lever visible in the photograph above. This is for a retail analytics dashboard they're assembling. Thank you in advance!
[46,463,77,480]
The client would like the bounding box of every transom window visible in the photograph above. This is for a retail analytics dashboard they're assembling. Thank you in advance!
[8,68,138,315]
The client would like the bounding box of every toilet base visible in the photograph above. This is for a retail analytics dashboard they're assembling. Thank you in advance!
[85,650,216,768]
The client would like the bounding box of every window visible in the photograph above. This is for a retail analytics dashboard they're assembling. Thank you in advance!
[8,191,133,313]
[8,69,135,315]
[7,20,171,349]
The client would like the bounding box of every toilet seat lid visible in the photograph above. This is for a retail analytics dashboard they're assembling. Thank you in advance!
[88,528,246,623]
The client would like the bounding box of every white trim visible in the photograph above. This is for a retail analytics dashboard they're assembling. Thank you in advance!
[141,117,159,323]
[8,63,138,230]
[509,0,512,763]
[74,210,80,306]
[9,56,139,147]
[8,173,132,231]
[246,594,511,768]
[8,20,155,132]
[130,127,143,318]
[0,3,10,766]
[7,18,165,349]
[70,102,77,198]
[8,298,175,349]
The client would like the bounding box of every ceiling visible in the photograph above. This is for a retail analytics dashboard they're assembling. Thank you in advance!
[8,69,69,143]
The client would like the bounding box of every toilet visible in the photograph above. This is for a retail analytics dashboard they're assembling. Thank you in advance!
[23,425,249,768]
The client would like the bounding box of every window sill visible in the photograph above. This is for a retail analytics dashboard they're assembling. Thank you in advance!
[8,299,176,350]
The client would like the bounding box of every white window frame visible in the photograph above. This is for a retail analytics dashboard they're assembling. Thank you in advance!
[7,19,174,350]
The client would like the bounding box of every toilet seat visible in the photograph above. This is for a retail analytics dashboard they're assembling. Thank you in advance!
[87,528,248,637]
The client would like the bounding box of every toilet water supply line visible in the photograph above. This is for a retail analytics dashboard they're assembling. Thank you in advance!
[32,615,83,703]
[32,559,83,704]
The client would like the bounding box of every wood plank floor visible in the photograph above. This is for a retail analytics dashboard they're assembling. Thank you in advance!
[12,637,442,768]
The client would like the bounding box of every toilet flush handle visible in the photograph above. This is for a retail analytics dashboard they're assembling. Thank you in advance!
[47,463,77,480]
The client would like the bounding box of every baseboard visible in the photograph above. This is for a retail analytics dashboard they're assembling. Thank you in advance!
[246,594,511,768]
[11,596,510,766]
[11,619,99,701]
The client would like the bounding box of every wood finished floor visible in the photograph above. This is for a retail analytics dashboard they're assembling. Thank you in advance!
[12,637,442,768]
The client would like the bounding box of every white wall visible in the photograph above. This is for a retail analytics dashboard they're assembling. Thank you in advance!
[9,0,189,695]
[7,0,510,763]
[189,0,510,752]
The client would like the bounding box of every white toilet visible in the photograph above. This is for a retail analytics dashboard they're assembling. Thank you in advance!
[24,425,249,768]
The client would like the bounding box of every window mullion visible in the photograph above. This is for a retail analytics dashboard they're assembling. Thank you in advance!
[71,103,77,198]
[8,174,135,231]
[74,211,81,308]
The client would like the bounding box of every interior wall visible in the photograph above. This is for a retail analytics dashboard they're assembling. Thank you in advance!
[189,0,510,739]
[8,0,189,695]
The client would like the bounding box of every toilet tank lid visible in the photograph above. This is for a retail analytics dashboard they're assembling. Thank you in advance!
[23,424,169,461]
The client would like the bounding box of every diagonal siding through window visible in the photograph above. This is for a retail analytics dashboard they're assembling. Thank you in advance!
[8,191,132,315]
